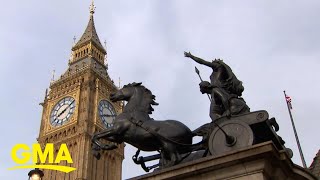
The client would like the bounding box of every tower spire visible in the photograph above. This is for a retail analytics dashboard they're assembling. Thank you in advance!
[90,0,95,14]
[70,0,106,66]
[72,0,105,51]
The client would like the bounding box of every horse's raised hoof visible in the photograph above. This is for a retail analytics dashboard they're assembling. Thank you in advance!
[92,151,101,160]
[102,144,118,150]
[92,144,101,151]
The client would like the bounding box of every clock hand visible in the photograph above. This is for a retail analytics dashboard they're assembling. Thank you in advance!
[57,100,75,118]
[102,114,116,117]
[57,107,68,118]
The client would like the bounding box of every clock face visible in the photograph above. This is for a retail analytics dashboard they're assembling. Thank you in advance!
[98,100,117,128]
[50,97,76,127]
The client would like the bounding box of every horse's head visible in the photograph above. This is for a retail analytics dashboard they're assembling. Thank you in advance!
[110,82,141,102]
[110,82,159,114]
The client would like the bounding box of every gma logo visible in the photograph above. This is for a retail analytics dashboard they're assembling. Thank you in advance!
[8,143,76,173]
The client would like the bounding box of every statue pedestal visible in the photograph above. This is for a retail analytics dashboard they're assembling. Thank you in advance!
[129,142,316,180]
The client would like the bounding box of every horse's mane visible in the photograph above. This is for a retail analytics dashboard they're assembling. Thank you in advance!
[124,82,159,114]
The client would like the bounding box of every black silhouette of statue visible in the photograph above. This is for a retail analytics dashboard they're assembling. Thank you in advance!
[91,57,292,172]
[184,52,250,121]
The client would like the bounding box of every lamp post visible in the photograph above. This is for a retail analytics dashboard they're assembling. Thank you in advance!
[28,168,44,180]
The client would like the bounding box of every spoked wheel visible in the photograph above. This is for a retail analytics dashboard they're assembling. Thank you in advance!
[208,119,254,156]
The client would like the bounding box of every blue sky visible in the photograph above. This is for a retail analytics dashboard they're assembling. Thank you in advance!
[1,0,320,179]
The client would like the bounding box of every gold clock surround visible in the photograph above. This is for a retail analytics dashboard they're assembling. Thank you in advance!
[46,89,80,133]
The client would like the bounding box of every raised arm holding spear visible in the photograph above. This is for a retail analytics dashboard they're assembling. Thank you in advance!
[184,51,250,121]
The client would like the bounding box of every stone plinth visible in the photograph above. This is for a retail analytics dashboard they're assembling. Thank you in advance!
[129,142,316,180]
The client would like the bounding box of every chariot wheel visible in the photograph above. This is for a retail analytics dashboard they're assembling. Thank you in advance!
[208,119,254,156]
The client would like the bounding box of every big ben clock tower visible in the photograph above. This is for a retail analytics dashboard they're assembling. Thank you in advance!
[37,1,124,179]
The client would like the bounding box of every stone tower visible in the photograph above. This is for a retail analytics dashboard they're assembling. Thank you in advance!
[37,1,124,179]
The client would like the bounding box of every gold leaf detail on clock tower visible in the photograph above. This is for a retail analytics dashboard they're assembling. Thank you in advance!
[37,1,124,179]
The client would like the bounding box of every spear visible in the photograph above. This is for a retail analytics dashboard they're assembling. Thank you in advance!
[194,66,237,146]
[195,66,212,101]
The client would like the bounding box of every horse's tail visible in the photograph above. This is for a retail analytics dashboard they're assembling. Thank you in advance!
[192,123,213,137]
[178,139,206,154]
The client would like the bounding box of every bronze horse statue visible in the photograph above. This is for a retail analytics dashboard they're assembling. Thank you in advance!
[91,82,194,168]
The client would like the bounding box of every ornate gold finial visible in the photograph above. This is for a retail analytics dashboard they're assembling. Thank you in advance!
[104,39,107,60]
[104,40,107,49]
[51,69,55,82]
[89,0,96,14]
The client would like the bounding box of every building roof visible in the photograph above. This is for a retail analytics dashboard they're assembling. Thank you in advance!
[72,11,105,53]
[309,149,320,178]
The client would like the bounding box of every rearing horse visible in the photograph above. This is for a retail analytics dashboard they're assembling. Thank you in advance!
[91,82,193,168]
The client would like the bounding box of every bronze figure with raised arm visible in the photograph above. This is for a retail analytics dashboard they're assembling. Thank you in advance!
[184,52,250,121]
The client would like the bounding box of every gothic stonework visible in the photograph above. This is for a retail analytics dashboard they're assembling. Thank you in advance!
[37,2,123,179]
